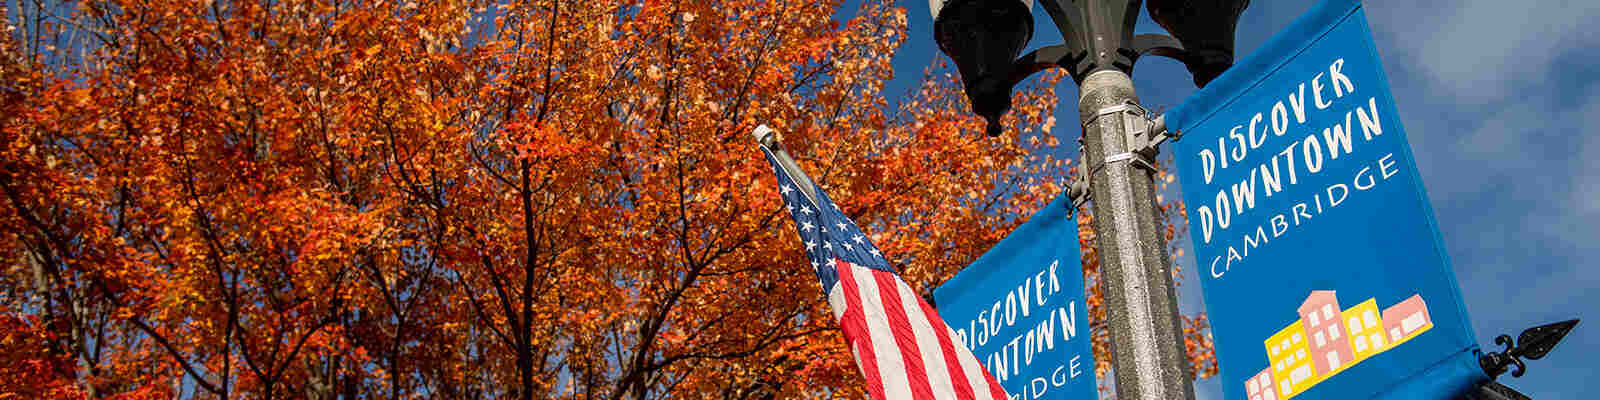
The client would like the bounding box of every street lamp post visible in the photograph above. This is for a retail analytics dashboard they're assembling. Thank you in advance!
[931,1,1247,400]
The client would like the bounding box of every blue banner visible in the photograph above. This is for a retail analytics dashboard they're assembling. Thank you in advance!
[933,193,1097,400]
[1165,1,1485,399]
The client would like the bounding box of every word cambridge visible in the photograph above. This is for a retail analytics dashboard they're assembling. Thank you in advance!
[1189,58,1396,279]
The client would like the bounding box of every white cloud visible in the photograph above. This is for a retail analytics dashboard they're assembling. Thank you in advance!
[1367,0,1600,105]
[1572,95,1600,216]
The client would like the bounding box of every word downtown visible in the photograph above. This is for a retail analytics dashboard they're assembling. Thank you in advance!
[954,260,1087,391]
[1192,58,1399,279]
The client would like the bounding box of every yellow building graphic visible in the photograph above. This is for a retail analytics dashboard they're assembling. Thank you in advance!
[1246,292,1433,400]
[1343,299,1387,362]
[1264,322,1313,398]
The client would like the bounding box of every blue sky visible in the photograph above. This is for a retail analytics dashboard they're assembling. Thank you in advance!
[866,0,1598,398]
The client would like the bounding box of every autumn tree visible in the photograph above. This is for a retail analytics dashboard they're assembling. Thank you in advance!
[1,0,1213,399]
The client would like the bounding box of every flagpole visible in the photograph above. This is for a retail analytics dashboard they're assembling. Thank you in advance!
[752,125,821,206]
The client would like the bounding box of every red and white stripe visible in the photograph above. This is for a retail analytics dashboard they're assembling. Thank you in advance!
[828,258,1010,400]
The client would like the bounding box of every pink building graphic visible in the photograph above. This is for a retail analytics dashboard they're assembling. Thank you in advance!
[1298,291,1355,374]
[1247,368,1278,400]
[1383,294,1432,343]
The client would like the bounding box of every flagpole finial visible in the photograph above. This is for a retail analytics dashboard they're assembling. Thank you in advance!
[753,124,781,148]
[753,124,821,206]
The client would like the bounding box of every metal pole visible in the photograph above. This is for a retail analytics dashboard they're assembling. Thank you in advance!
[1077,69,1195,400]
[752,125,821,205]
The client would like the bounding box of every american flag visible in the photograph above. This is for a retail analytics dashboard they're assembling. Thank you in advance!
[754,126,1009,400]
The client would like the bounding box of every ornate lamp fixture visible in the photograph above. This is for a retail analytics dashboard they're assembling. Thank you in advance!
[931,0,1249,136]
[1147,0,1251,87]
[933,0,1035,137]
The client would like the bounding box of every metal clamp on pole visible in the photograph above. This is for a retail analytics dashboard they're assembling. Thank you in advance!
[1066,172,1091,211]
[1083,101,1177,175]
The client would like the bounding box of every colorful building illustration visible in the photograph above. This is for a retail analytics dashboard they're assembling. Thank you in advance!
[1247,291,1433,400]
[1298,291,1354,374]
[1343,299,1387,361]
[1247,367,1279,400]
[1264,320,1312,398]
[1383,294,1432,346]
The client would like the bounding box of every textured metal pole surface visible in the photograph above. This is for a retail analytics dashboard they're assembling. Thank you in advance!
[1077,70,1195,400]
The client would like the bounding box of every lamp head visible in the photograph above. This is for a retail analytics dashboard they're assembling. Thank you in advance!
[1147,0,1250,87]
[933,0,1035,136]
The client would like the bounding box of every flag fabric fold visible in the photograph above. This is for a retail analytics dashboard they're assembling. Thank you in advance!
[755,125,1009,400]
